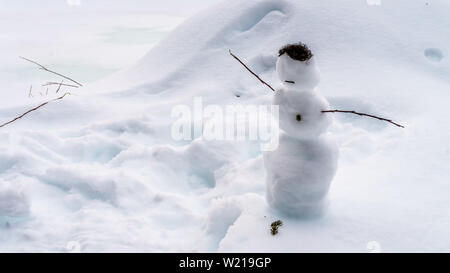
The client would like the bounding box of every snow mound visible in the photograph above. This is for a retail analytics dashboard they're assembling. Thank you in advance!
[0,182,30,219]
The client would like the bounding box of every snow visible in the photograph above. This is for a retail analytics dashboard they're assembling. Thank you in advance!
[274,86,332,139]
[0,0,450,252]
[265,132,339,217]
[0,181,30,219]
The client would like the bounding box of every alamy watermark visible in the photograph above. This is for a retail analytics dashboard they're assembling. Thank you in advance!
[66,241,81,253]
[367,241,382,253]
[171,97,280,151]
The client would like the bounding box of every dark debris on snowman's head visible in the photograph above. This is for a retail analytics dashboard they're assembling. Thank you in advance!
[278,43,313,62]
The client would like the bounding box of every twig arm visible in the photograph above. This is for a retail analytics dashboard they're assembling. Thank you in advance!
[322,109,405,128]
[229,49,275,92]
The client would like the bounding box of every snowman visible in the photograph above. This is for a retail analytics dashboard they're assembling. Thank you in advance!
[264,43,339,217]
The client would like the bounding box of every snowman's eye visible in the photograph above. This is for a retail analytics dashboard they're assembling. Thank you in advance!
[296,114,302,122]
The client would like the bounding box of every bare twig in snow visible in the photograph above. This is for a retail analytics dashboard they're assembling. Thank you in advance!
[229,49,275,92]
[55,80,64,94]
[0,93,71,128]
[19,56,83,87]
[43,82,79,89]
[322,109,405,128]
[28,85,33,98]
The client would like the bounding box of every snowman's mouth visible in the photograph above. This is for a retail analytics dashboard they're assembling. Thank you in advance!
[285,80,295,84]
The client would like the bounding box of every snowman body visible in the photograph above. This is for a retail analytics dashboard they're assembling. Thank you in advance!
[264,53,338,217]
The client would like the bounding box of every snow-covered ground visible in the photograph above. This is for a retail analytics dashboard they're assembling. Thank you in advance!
[0,0,450,252]
[0,0,208,105]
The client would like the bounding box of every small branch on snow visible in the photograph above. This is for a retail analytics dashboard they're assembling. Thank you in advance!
[0,92,72,128]
[55,80,64,94]
[43,81,79,89]
[229,49,275,92]
[19,56,83,87]
[28,85,33,98]
[322,109,405,128]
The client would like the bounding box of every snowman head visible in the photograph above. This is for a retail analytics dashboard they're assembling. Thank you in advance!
[276,43,320,90]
